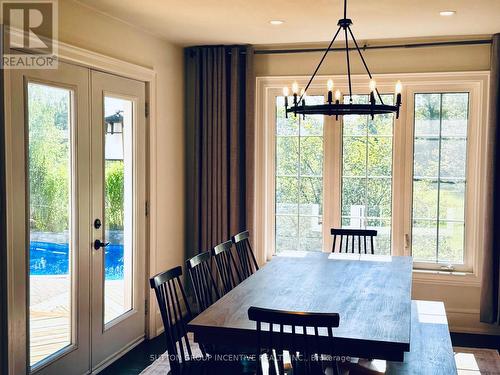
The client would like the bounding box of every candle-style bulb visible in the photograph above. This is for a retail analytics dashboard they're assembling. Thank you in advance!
[335,89,341,101]
[292,82,299,94]
[284,88,289,118]
[327,79,334,92]
[395,80,402,94]
[369,79,377,93]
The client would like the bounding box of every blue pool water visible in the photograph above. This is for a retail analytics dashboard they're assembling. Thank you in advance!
[30,241,125,280]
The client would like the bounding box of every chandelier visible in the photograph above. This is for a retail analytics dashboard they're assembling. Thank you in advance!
[284,0,402,119]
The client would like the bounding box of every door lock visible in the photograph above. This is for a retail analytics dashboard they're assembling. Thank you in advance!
[94,239,110,250]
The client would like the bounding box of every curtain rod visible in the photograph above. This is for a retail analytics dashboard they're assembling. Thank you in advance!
[253,39,492,55]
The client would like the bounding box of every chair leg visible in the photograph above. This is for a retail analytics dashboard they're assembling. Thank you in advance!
[333,361,340,375]
[268,351,279,375]
[323,360,341,375]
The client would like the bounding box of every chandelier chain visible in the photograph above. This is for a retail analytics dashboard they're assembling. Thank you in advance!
[298,26,342,104]
[347,26,385,105]
[344,27,353,103]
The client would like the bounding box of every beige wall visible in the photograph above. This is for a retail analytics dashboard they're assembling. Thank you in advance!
[255,40,491,76]
[59,0,185,335]
[255,40,500,336]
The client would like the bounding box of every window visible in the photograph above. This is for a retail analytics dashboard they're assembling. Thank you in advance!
[275,95,324,252]
[341,94,394,254]
[259,73,487,274]
[411,93,469,265]
[103,96,134,325]
[28,82,73,366]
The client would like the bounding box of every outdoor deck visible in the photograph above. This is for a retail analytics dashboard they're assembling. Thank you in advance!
[30,275,127,366]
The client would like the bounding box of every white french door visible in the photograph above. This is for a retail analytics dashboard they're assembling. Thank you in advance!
[8,62,146,374]
[90,70,146,371]
[9,61,91,375]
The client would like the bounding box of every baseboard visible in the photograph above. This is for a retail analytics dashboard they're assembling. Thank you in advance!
[156,326,165,337]
[92,335,145,374]
[447,309,500,335]
[96,332,167,375]
[451,332,500,351]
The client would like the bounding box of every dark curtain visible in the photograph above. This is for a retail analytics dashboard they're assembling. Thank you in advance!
[185,45,255,257]
[481,33,500,325]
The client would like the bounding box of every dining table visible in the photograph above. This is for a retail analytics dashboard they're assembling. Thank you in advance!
[188,251,413,362]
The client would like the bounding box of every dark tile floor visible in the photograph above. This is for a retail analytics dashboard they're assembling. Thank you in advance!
[99,334,165,375]
[100,333,500,375]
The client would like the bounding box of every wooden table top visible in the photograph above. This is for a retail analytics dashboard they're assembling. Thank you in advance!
[188,251,413,361]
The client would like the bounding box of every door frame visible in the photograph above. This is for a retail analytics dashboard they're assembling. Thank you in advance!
[1,24,9,375]
[3,40,158,375]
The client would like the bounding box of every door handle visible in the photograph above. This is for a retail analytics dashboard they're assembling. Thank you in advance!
[94,239,110,250]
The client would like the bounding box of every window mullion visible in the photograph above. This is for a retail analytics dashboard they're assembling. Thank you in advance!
[365,116,370,229]
[297,116,302,251]
[435,94,443,264]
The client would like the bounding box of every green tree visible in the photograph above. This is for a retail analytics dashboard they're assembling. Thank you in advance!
[28,84,70,232]
[105,161,124,230]
[28,83,125,233]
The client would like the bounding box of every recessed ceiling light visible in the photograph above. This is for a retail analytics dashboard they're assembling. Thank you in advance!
[270,20,285,25]
[440,10,456,16]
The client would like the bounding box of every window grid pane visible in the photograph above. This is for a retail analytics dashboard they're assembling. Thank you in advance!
[275,96,324,252]
[341,94,394,255]
[411,93,469,264]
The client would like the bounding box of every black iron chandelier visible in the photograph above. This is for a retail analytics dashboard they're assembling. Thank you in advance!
[284,0,402,119]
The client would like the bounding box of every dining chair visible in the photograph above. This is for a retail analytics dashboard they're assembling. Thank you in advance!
[186,251,220,314]
[186,253,254,371]
[248,306,341,375]
[150,266,205,374]
[232,230,259,280]
[212,240,242,295]
[330,228,378,254]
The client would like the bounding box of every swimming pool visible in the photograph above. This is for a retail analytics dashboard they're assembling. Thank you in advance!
[30,241,125,279]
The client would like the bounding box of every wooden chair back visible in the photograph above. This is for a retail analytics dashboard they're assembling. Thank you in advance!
[212,240,241,295]
[330,228,377,254]
[150,266,198,374]
[186,251,220,313]
[232,230,259,280]
[248,306,340,375]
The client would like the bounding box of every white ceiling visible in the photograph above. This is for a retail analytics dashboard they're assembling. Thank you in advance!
[75,0,500,46]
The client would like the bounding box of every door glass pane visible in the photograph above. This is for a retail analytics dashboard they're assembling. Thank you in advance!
[104,96,133,324]
[28,83,73,366]
[411,93,469,264]
[341,94,395,254]
[275,96,324,252]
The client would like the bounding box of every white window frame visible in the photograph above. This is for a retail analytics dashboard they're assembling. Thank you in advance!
[402,77,488,276]
[254,72,489,284]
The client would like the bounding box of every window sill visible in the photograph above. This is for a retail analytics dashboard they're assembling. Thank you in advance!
[412,268,480,287]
